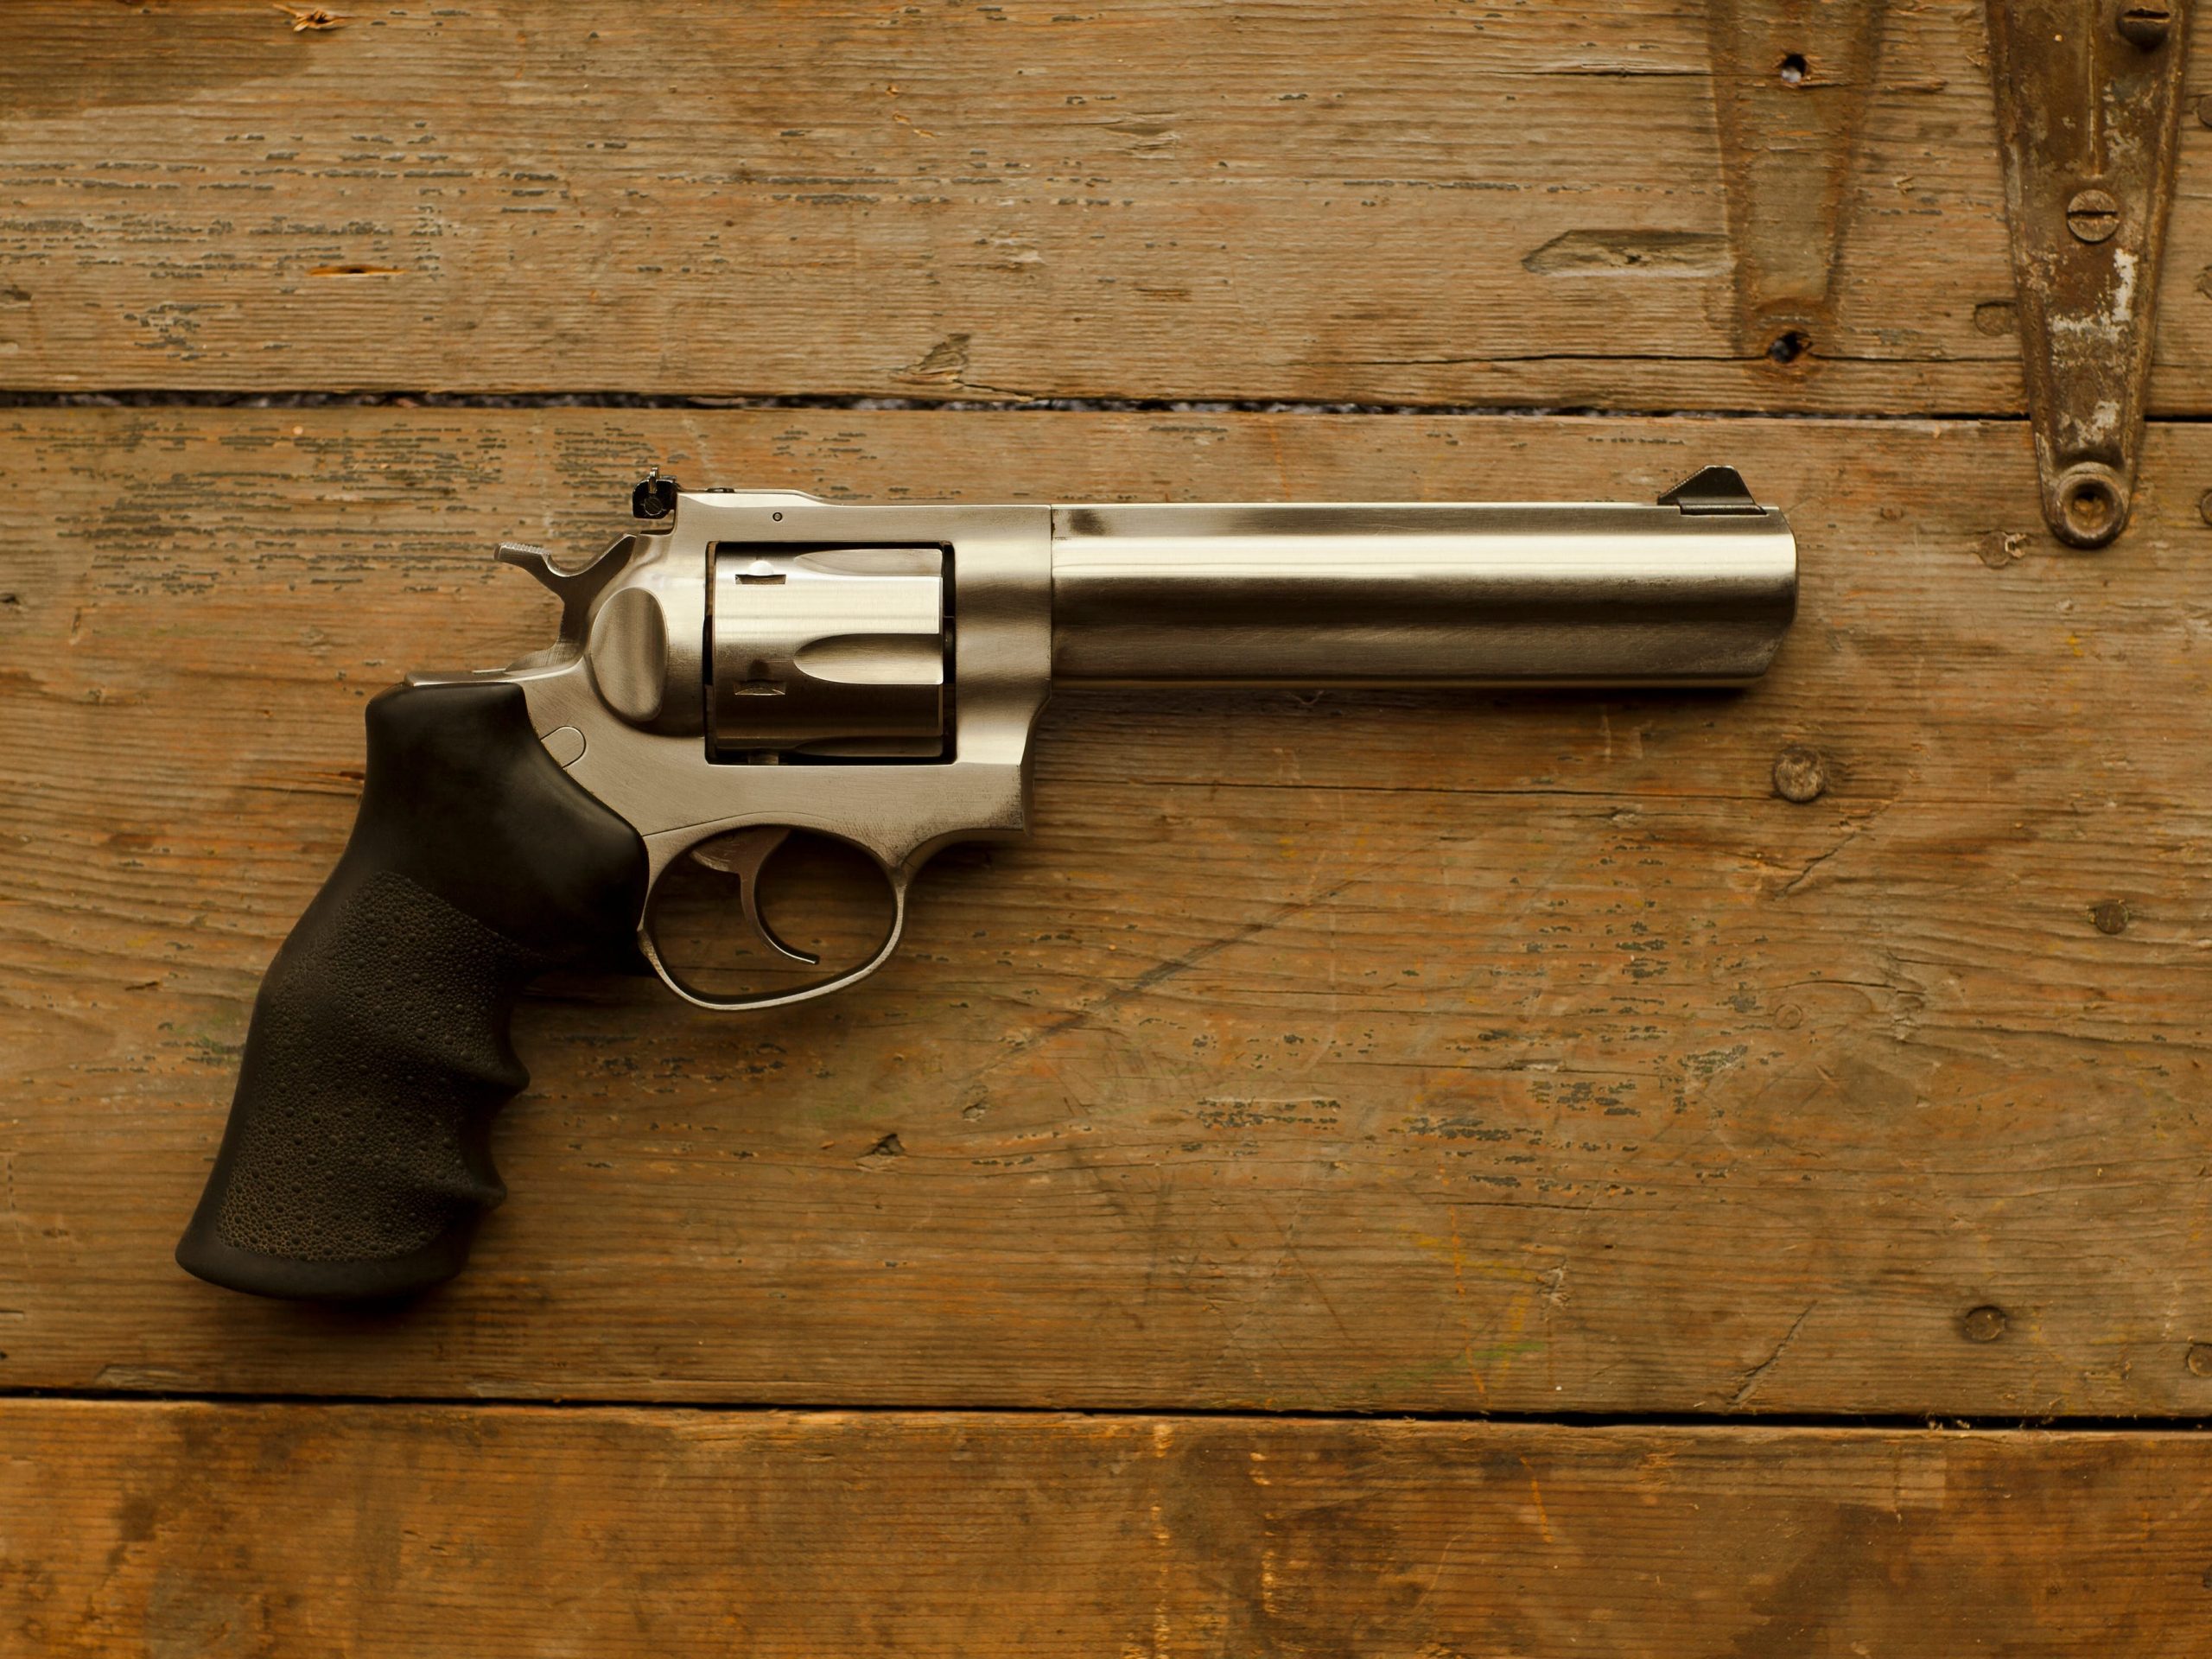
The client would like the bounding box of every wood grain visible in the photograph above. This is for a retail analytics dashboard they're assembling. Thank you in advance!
[2,0,2208,410]
[11,5,2207,1638]
[9,1401,2212,1656]
[3,406,2208,1413]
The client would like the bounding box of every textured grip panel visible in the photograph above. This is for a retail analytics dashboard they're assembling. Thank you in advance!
[176,681,646,1300]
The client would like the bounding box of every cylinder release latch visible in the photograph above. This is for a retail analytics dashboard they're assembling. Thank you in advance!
[708,546,947,759]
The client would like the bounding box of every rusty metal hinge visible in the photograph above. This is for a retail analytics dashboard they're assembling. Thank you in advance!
[1986,0,2190,548]
[1706,1,1888,370]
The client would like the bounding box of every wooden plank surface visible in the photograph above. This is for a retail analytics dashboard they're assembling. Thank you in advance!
[3,0,2209,411]
[8,1402,2210,1656]
[3,406,2208,1413]
[10,3,2209,1642]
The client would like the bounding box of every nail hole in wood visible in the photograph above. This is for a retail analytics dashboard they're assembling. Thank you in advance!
[1766,328,1811,365]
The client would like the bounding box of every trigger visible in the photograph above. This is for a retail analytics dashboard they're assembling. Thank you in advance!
[687,826,822,966]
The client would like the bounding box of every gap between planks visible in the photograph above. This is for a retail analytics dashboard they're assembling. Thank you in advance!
[11,1387,2212,1435]
[0,388,2055,423]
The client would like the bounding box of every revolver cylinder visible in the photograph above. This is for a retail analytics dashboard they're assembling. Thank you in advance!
[708,546,948,759]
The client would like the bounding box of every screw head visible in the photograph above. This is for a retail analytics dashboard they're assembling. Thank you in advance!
[1771,746,1827,804]
[1961,1305,2009,1343]
[2116,2,2173,49]
[2065,188,2121,243]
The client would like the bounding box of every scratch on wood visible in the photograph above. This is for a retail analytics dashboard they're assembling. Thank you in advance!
[1731,1302,1817,1407]
[1519,1457,1557,1543]
[1779,796,1900,896]
[1446,1205,1489,1403]
[1522,230,1729,275]
[1781,825,1863,896]
[893,332,1033,402]
[272,3,348,29]
[950,870,1367,1109]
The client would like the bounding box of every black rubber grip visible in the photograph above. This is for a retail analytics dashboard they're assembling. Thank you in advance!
[176,682,647,1300]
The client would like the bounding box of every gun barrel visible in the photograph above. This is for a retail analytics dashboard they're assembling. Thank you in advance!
[1047,500,1796,688]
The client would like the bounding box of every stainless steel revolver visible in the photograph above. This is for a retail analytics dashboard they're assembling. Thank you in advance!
[176,466,1796,1300]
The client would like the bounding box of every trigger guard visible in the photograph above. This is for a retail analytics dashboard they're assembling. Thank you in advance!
[638,872,910,1014]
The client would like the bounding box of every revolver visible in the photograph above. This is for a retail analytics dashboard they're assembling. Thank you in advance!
[176,466,1796,1300]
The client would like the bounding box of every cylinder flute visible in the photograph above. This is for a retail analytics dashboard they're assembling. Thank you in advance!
[176,464,1794,1300]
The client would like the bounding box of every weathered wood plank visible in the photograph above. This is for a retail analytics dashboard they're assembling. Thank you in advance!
[8,1402,2210,1656]
[2,408,2209,1411]
[3,0,2209,410]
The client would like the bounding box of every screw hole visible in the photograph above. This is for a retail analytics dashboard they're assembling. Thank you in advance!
[1765,328,1811,365]
[2062,478,2115,537]
[772,511,785,521]
[2116,3,2173,48]
[1778,52,1809,84]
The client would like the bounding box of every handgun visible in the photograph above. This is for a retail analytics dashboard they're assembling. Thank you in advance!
[175,465,1796,1300]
